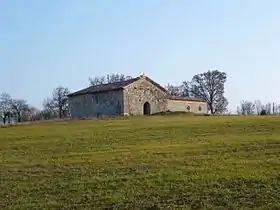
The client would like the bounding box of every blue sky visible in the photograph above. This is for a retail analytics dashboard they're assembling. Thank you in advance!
[1,0,280,112]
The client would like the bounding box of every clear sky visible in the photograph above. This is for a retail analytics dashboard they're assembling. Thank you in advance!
[1,0,280,112]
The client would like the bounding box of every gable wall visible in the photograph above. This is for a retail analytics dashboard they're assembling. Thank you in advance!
[68,90,124,118]
[123,77,168,115]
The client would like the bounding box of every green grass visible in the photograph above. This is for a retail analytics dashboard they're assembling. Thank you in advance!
[1,115,280,209]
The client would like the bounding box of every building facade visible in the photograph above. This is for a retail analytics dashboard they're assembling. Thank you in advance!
[68,74,208,118]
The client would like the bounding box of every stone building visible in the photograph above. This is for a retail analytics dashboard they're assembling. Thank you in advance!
[67,74,207,118]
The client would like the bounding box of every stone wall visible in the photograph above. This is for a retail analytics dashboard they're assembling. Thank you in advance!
[68,90,124,118]
[123,77,168,115]
[167,99,208,114]
[68,76,208,118]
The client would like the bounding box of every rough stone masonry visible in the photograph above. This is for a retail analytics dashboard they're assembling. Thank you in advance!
[67,74,207,118]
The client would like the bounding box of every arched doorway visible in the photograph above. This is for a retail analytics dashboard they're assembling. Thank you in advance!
[143,102,151,115]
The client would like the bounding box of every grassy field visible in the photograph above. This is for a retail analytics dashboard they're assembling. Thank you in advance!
[1,115,280,209]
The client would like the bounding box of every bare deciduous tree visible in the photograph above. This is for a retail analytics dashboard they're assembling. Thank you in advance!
[272,102,278,115]
[166,84,182,96]
[181,81,190,97]
[237,100,255,115]
[89,75,106,86]
[43,86,70,119]
[52,86,70,118]
[276,104,280,115]
[43,98,55,116]
[263,103,272,115]
[239,100,280,116]
[189,70,228,114]
[106,73,132,83]
[214,95,229,114]
[12,99,28,122]
[0,92,13,124]
[89,73,132,86]
[166,81,190,97]
[22,106,40,121]
[254,100,262,115]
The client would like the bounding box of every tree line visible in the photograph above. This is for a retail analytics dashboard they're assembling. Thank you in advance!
[0,70,228,124]
[0,86,71,124]
[237,100,280,115]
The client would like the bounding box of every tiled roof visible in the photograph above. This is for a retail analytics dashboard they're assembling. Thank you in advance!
[167,95,205,102]
[68,77,140,97]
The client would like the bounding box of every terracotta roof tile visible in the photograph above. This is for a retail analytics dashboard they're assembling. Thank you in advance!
[68,77,139,96]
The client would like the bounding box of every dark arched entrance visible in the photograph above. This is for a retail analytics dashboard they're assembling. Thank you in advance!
[143,102,151,115]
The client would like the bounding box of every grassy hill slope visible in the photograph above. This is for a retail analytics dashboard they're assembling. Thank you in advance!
[1,116,280,209]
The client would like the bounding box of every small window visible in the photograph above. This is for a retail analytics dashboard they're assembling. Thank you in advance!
[198,106,202,111]
[187,106,190,111]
